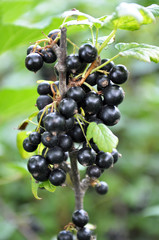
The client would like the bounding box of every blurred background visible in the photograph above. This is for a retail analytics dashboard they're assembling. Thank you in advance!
[0,0,159,239]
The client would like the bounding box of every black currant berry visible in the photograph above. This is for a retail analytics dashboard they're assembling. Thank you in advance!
[41,132,58,148]
[103,85,124,106]
[57,230,73,240]
[111,148,119,164]
[41,48,57,63]
[77,227,92,240]
[37,82,52,95]
[44,112,66,133]
[86,115,103,125]
[100,59,114,72]
[67,124,85,143]
[85,72,98,86]
[82,92,103,115]
[36,95,52,110]
[37,108,51,127]
[96,152,113,169]
[86,165,101,178]
[66,54,82,73]
[48,29,60,42]
[79,43,97,63]
[49,168,66,186]
[96,75,110,91]
[72,209,89,228]
[77,147,96,166]
[59,98,78,119]
[46,146,65,164]
[66,87,86,103]
[23,138,38,152]
[65,117,75,131]
[29,132,41,145]
[98,105,120,126]
[25,53,43,72]
[58,134,73,152]
[27,44,41,55]
[27,155,50,181]
[83,139,100,153]
[109,64,128,84]
[95,181,108,195]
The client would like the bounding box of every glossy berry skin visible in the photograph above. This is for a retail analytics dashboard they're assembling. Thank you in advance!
[57,230,73,240]
[86,115,103,125]
[29,132,41,145]
[37,82,52,95]
[77,147,96,166]
[86,72,98,86]
[58,134,73,152]
[41,131,58,148]
[96,75,110,91]
[49,168,66,186]
[98,105,120,126]
[25,53,43,72]
[67,124,85,143]
[109,64,128,84]
[100,59,114,72]
[37,108,51,127]
[66,54,82,73]
[77,227,92,240]
[41,48,57,63]
[83,139,100,153]
[82,92,103,115]
[23,138,38,152]
[48,29,60,42]
[96,152,113,169]
[111,148,119,164]
[44,112,66,133]
[79,43,97,63]
[86,165,101,178]
[27,44,41,55]
[27,155,50,181]
[36,95,52,110]
[59,98,77,119]
[72,209,89,228]
[66,87,86,103]
[65,117,75,131]
[96,181,108,195]
[103,85,124,106]
[46,146,65,164]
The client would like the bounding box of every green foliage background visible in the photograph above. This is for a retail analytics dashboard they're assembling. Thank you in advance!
[0,0,159,239]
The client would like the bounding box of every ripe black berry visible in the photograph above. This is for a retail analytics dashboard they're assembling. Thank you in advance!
[58,134,73,152]
[67,124,85,143]
[96,151,113,169]
[77,147,96,166]
[59,98,78,119]
[27,44,41,55]
[27,155,50,181]
[72,209,89,228]
[46,146,65,164]
[48,29,60,42]
[82,92,103,115]
[103,85,124,106]
[49,168,66,186]
[79,43,97,63]
[109,64,128,84]
[65,117,75,131]
[41,48,57,63]
[111,148,119,164]
[83,139,100,153]
[29,132,41,145]
[44,112,66,133]
[98,105,120,126]
[36,95,52,110]
[57,230,73,240]
[85,72,98,86]
[41,131,58,148]
[25,53,43,72]
[96,75,110,91]
[23,138,38,152]
[86,165,101,178]
[100,59,114,72]
[37,82,52,95]
[66,54,82,73]
[66,87,86,103]
[77,227,92,240]
[95,181,108,195]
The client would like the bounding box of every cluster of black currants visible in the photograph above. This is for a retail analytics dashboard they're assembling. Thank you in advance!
[23,28,128,240]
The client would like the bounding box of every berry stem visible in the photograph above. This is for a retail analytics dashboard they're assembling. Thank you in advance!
[98,29,116,54]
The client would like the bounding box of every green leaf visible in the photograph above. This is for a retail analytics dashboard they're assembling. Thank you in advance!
[143,206,159,217]
[97,36,115,45]
[104,3,155,31]
[86,123,118,152]
[147,4,159,17]
[31,177,42,200]
[115,42,159,63]
[40,180,56,193]
[18,111,39,130]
